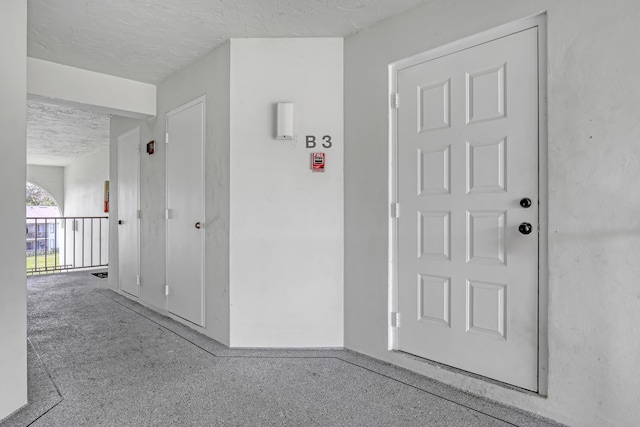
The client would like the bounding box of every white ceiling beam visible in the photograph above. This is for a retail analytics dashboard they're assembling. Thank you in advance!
[27,57,156,119]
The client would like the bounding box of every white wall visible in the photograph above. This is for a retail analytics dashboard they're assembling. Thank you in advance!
[28,58,156,119]
[110,42,231,344]
[110,38,343,348]
[344,1,640,426]
[64,149,110,217]
[27,164,65,214]
[0,0,28,420]
[158,42,231,343]
[62,149,110,268]
[109,117,149,297]
[229,38,344,347]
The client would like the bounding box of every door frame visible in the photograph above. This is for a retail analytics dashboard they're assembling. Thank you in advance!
[165,95,207,327]
[388,13,548,394]
[117,126,141,298]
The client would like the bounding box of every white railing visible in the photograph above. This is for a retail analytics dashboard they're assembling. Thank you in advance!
[26,216,109,275]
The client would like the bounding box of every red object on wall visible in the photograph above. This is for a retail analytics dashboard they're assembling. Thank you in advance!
[104,180,109,213]
[311,152,325,172]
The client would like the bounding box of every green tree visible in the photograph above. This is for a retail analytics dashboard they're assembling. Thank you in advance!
[26,182,57,206]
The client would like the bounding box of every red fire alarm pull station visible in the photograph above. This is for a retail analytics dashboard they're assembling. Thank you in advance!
[147,140,155,155]
[311,152,325,172]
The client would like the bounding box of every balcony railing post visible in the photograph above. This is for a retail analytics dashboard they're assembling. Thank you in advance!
[90,218,94,267]
[99,218,102,266]
[44,218,48,270]
[55,218,58,268]
[72,219,74,269]
[64,218,67,272]
[82,218,86,268]
[34,218,38,269]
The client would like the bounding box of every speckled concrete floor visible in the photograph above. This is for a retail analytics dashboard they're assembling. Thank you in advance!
[1,272,563,427]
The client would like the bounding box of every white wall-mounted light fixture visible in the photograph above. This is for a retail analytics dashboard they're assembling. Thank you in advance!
[276,102,294,140]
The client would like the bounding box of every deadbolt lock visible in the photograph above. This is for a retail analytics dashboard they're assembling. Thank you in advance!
[520,198,532,208]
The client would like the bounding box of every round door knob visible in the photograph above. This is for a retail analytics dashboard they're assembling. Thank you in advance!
[118,220,123,225]
[519,222,533,235]
[195,222,201,229]
[520,198,532,208]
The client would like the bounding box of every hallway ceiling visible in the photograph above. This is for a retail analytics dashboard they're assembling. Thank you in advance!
[27,99,110,167]
[26,0,427,166]
[27,0,428,84]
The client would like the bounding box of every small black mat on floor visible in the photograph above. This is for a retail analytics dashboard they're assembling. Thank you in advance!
[92,272,108,278]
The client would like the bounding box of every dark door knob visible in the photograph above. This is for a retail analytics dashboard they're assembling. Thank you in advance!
[519,222,533,235]
[118,220,123,225]
[520,198,532,208]
[195,222,201,229]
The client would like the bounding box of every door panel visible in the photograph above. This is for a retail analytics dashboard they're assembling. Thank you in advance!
[166,98,205,326]
[117,128,140,298]
[397,28,539,390]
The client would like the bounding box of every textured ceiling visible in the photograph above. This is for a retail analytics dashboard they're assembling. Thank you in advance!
[27,0,428,84]
[27,99,110,167]
[26,0,428,165]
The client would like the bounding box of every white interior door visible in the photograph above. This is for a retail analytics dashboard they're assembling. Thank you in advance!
[166,97,205,326]
[396,28,539,390]
[117,128,140,298]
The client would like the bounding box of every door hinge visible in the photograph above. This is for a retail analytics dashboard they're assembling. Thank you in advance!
[392,93,400,109]
[391,203,400,218]
[391,312,400,328]
[164,285,169,296]
[165,132,169,144]
[136,145,141,154]
[136,275,141,286]
[137,210,141,219]
[165,209,170,220]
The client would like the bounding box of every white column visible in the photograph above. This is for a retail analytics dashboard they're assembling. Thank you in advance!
[0,0,28,419]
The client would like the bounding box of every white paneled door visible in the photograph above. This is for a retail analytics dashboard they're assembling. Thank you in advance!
[166,97,205,327]
[117,128,140,298]
[396,28,539,390]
